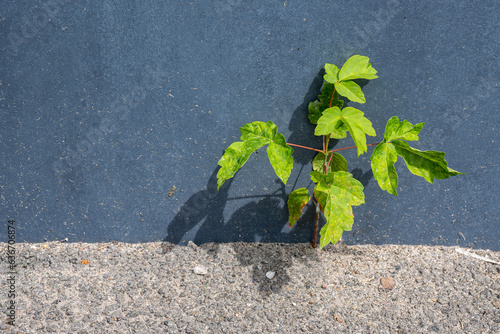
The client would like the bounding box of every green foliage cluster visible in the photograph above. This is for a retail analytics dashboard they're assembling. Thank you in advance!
[216,55,463,249]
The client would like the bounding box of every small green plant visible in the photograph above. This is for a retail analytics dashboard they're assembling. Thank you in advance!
[216,55,464,249]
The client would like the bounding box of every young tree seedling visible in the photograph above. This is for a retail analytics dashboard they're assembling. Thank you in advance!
[216,55,464,249]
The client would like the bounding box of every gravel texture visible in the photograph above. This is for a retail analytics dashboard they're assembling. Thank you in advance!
[1,241,499,333]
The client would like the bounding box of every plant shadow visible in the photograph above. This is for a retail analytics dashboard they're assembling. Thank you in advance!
[162,167,321,294]
[162,73,374,294]
[163,169,317,246]
[230,241,320,295]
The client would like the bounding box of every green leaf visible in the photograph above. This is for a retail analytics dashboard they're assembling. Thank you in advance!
[240,121,277,141]
[267,133,294,185]
[308,83,343,124]
[447,167,464,176]
[371,119,464,195]
[217,121,294,189]
[338,55,378,81]
[312,152,347,174]
[310,171,365,248]
[315,107,376,155]
[392,140,465,183]
[334,80,366,103]
[310,171,328,211]
[384,116,425,142]
[370,142,399,196]
[309,170,325,184]
[319,200,354,248]
[323,63,340,84]
[287,188,311,227]
[314,107,346,138]
[217,141,266,190]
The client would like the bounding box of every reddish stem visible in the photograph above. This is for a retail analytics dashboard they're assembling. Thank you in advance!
[326,150,336,172]
[329,87,336,108]
[322,87,337,176]
[312,208,319,249]
[328,142,380,154]
[287,143,323,153]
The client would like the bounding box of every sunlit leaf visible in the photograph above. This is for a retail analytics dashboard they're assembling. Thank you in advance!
[323,63,340,84]
[287,188,311,227]
[267,133,294,185]
[310,171,365,248]
[217,141,266,190]
[308,83,343,124]
[217,121,293,189]
[392,140,465,183]
[384,116,425,142]
[312,152,347,174]
[371,117,464,195]
[314,107,345,138]
[371,142,399,195]
[338,55,378,81]
[315,107,376,155]
[334,80,365,103]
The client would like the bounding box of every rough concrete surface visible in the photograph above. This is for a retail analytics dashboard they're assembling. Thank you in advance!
[1,241,499,333]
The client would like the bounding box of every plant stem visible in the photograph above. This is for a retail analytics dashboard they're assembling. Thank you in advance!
[312,204,319,248]
[328,142,380,154]
[287,143,323,153]
[329,87,336,108]
[323,134,331,174]
[326,150,336,172]
[321,87,339,174]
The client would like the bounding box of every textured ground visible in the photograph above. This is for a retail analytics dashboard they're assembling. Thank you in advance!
[1,241,499,333]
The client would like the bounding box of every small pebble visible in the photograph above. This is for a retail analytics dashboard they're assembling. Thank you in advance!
[266,271,275,279]
[379,277,396,290]
[193,266,208,275]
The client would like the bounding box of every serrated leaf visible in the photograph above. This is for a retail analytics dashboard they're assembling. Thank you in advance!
[308,83,343,124]
[267,133,294,185]
[310,171,365,248]
[334,81,366,103]
[323,63,340,83]
[310,171,328,211]
[314,107,346,138]
[217,141,266,190]
[320,201,354,248]
[384,116,425,142]
[217,121,293,189]
[312,152,347,174]
[240,120,277,141]
[338,55,378,81]
[287,188,310,227]
[370,142,399,196]
[371,137,465,195]
[315,107,376,155]
[392,140,465,183]
[310,170,325,183]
